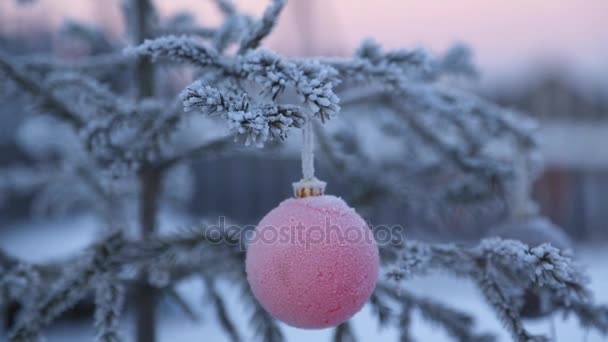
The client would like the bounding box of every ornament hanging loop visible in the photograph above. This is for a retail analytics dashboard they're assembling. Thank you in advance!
[292,114,326,198]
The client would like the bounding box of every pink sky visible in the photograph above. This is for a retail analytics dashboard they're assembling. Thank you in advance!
[3,0,608,83]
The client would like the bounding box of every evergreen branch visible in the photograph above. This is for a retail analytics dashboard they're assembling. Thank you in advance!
[122,224,245,281]
[126,35,219,68]
[567,303,608,335]
[0,165,57,205]
[180,82,306,146]
[157,135,238,170]
[45,72,127,111]
[369,291,392,329]
[22,53,130,74]
[329,40,475,90]
[94,275,125,342]
[241,50,341,120]
[9,233,124,342]
[378,284,494,342]
[333,321,357,342]
[0,51,84,128]
[3,226,605,342]
[476,268,545,342]
[165,286,201,322]
[380,89,513,178]
[238,269,283,342]
[398,303,414,342]
[439,43,477,77]
[0,262,42,314]
[387,239,608,339]
[214,0,237,16]
[155,26,216,39]
[0,60,140,168]
[237,0,286,53]
[329,39,436,83]
[203,274,241,342]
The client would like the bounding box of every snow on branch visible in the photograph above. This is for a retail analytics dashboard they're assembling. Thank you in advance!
[121,223,245,283]
[126,35,219,68]
[181,82,305,146]
[0,165,58,207]
[241,50,341,119]
[477,266,546,342]
[0,55,136,167]
[9,233,125,341]
[349,38,437,81]
[94,275,125,342]
[2,223,606,342]
[237,0,287,53]
[326,38,475,90]
[22,53,130,75]
[334,70,538,206]
[440,43,478,77]
[0,51,229,171]
[386,238,608,341]
[0,51,84,128]
[0,262,42,317]
[129,35,499,159]
[375,284,495,342]
[214,0,237,16]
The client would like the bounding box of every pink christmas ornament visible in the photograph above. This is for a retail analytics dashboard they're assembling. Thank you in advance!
[246,195,379,329]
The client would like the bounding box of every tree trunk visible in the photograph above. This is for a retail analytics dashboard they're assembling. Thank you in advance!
[133,0,155,99]
[136,168,161,342]
[131,0,158,341]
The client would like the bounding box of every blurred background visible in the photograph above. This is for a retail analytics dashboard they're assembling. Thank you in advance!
[1,1,607,341]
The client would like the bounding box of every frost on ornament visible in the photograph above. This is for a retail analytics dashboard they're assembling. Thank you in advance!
[245,195,379,329]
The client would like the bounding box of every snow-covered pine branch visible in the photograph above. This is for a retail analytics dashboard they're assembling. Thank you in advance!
[1,220,607,342]
[0,262,42,319]
[9,233,125,342]
[203,274,242,342]
[21,53,130,76]
[240,50,341,119]
[126,35,219,68]
[0,165,58,207]
[180,82,305,146]
[237,0,286,53]
[0,51,237,172]
[94,275,125,342]
[0,51,85,128]
[375,284,495,342]
[386,238,608,340]
[214,0,237,16]
[332,321,356,342]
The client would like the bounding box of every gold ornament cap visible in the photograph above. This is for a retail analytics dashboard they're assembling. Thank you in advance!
[292,177,326,198]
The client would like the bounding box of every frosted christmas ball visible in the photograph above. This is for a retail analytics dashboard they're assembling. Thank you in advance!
[246,195,379,329]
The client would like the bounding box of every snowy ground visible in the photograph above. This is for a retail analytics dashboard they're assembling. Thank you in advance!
[1,215,607,341]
